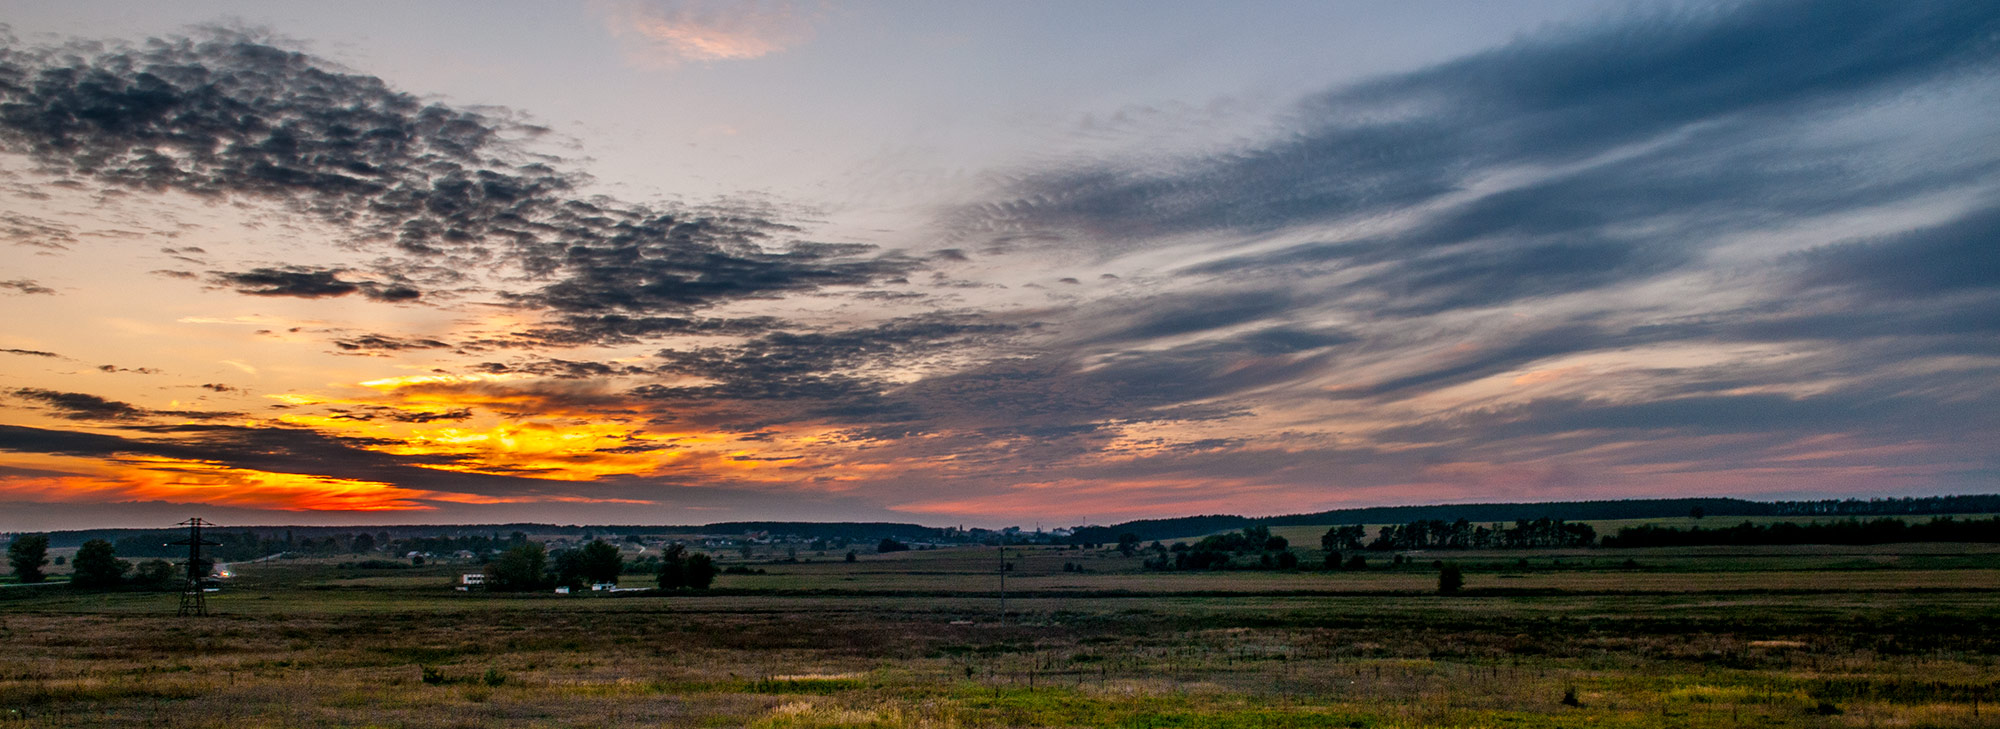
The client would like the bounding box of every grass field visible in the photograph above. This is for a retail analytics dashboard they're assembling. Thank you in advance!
[3,542,1997,727]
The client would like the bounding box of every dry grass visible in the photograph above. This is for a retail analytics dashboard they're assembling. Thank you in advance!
[1,546,1996,727]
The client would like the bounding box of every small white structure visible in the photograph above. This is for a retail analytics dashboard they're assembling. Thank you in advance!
[460,573,485,585]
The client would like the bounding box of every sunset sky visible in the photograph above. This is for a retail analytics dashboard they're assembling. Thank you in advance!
[1,0,1995,531]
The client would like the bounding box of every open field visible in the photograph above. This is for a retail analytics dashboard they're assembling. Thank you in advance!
[3,543,1997,727]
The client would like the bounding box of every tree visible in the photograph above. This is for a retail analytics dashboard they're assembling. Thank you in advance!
[657,544,688,588]
[657,544,718,590]
[484,542,548,591]
[1275,550,1298,569]
[844,549,858,563]
[684,553,717,589]
[133,559,179,591]
[1437,564,1464,595]
[1321,525,1366,552]
[576,539,624,585]
[71,539,129,588]
[551,548,588,589]
[1264,535,1289,552]
[876,538,909,553]
[1116,533,1140,557]
[351,532,376,553]
[7,534,49,584]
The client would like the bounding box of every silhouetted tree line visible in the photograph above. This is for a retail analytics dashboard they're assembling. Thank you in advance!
[1356,518,1597,551]
[1601,517,2000,548]
[6,536,185,591]
[115,530,283,561]
[1764,495,2000,517]
[394,531,529,558]
[1068,495,1998,546]
[1144,526,1297,571]
[110,529,544,563]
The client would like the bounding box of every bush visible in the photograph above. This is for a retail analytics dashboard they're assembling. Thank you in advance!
[876,538,909,553]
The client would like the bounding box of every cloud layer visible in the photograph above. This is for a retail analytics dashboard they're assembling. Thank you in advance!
[0,1,1995,527]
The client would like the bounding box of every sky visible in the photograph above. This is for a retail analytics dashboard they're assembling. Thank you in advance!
[0,0,1995,531]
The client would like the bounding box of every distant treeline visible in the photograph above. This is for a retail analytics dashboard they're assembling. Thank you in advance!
[1069,494,2000,545]
[1358,518,1597,551]
[39,521,948,549]
[1601,517,2000,548]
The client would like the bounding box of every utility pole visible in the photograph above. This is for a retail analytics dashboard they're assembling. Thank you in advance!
[997,544,1007,627]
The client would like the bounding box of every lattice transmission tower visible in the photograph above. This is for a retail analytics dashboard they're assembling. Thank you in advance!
[168,517,220,617]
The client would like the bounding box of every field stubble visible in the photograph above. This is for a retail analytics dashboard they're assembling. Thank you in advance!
[1,543,1996,727]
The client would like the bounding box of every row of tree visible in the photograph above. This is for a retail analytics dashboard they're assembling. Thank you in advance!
[1334,518,1599,551]
[7,535,187,590]
[479,540,720,592]
[1601,517,2000,547]
[1143,526,1300,570]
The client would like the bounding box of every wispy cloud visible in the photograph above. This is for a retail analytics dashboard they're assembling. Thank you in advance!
[595,0,821,68]
[0,1,1995,525]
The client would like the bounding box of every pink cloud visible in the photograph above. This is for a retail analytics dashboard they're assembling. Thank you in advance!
[596,0,820,67]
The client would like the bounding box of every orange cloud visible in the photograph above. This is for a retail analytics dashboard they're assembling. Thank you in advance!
[0,456,436,512]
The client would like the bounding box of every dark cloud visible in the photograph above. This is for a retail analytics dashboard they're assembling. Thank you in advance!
[96,364,160,374]
[1791,204,2000,297]
[0,422,562,500]
[483,313,780,349]
[472,358,652,380]
[973,0,1997,244]
[0,211,76,249]
[1084,290,1300,345]
[960,1,1999,325]
[0,279,54,294]
[0,30,914,345]
[332,333,451,353]
[211,267,358,298]
[325,405,474,424]
[9,387,145,420]
[8,387,238,423]
[1,348,62,358]
[198,383,240,393]
[639,314,1017,407]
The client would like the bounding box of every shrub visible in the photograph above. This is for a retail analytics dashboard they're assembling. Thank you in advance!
[1437,564,1464,595]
